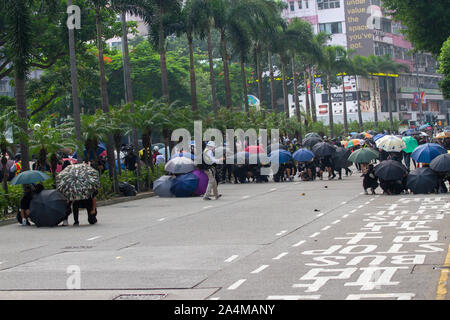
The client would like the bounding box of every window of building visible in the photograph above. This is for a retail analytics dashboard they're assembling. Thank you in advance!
[305,0,309,8]
[0,80,7,93]
[319,22,342,34]
[290,1,295,11]
[298,0,302,9]
[381,19,392,33]
[371,0,381,6]
[375,42,393,57]
[317,0,340,10]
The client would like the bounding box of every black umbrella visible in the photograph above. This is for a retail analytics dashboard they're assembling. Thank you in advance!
[312,142,336,157]
[303,136,322,149]
[406,167,439,194]
[29,190,68,227]
[374,160,408,181]
[430,153,450,173]
[332,146,351,169]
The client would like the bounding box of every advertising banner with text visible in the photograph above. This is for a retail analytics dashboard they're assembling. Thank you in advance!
[345,0,376,56]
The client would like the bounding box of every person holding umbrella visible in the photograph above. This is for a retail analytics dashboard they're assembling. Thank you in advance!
[202,141,223,200]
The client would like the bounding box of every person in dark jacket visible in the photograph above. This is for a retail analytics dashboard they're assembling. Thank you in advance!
[71,190,98,226]
[363,164,378,194]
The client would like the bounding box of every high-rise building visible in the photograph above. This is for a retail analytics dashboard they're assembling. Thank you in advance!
[282,0,449,127]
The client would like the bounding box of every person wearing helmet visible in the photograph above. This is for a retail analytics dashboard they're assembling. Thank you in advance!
[202,141,223,200]
[152,146,161,164]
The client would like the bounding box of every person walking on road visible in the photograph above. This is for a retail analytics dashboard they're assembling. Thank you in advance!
[202,141,223,200]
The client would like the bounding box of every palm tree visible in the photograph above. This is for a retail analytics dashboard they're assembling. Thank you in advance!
[348,55,369,132]
[81,111,111,169]
[318,45,347,138]
[109,106,131,176]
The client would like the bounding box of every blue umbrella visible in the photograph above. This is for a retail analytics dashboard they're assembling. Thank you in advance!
[373,133,385,142]
[419,124,431,130]
[269,149,292,164]
[411,143,447,163]
[350,132,358,136]
[292,149,315,162]
[170,152,195,160]
[170,173,198,197]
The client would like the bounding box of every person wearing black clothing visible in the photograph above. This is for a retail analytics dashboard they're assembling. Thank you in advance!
[71,190,98,225]
[321,155,336,180]
[124,150,137,172]
[19,185,33,226]
[363,164,378,194]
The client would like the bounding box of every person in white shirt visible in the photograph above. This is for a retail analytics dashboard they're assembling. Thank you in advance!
[203,141,223,200]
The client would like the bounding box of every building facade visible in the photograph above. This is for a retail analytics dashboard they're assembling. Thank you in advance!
[282,0,449,127]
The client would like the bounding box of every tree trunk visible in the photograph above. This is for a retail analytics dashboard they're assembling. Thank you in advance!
[1,151,8,216]
[240,55,249,113]
[281,60,289,118]
[373,77,379,128]
[95,7,118,193]
[14,74,30,171]
[292,55,302,141]
[50,153,58,181]
[68,0,82,159]
[342,76,348,137]
[114,135,122,176]
[159,4,169,103]
[386,77,394,132]
[163,128,169,166]
[256,46,264,106]
[142,132,151,190]
[309,69,317,122]
[327,75,334,138]
[355,75,363,132]
[220,29,232,109]
[206,27,219,113]
[121,11,141,191]
[304,70,310,128]
[268,51,277,112]
[187,32,198,111]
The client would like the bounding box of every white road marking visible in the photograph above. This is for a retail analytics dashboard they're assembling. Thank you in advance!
[358,205,364,208]
[342,214,349,218]
[270,188,277,192]
[292,240,306,247]
[242,195,250,199]
[203,206,213,209]
[350,209,357,213]
[251,265,269,274]
[273,252,288,260]
[341,201,347,205]
[224,255,239,263]
[276,230,287,236]
[370,198,375,201]
[365,201,370,205]
[332,219,341,225]
[321,226,331,231]
[267,295,321,300]
[209,297,220,300]
[360,192,364,195]
[375,195,380,198]
[309,232,320,238]
[157,218,166,221]
[227,279,246,290]
[294,182,300,185]
[87,236,101,241]
[316,213,324,217]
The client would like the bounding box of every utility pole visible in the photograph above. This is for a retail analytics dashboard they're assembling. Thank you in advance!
[415,52,423,125]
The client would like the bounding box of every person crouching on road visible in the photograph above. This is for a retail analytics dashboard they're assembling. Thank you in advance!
[202,141,223,200]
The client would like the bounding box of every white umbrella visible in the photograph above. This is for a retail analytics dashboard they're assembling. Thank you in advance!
[375,135,406,152]
[164,156,195,174]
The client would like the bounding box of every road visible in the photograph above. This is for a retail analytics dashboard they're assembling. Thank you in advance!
[0,173,449,300]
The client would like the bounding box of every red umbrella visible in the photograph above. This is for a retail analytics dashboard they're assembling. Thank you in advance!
[244,145,265,154]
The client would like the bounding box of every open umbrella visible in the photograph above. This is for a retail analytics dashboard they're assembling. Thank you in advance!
[404,129,421,136]
[155,154,166,165]
[419,124,431,130]
[170,152,195,160]
[10,170,50,185]
[164,156,195,174]
[56,163,100,201]
[373,133,385,142]
[348,148,379,164]
[430,153,450,172]
[374,160,408,181]
[153,175,174,197]
[292,149,315,162]
[435,132,450,139]
[245,145,265,154]
[406,167,439,194]
[170,173,198,197]
[345,139,362,149]
[312,142,336,157]
[29,190,68,227]
[332,147,351,169]
[411,143,447,164]
[402,136,418,153]
[303,136,322,149]
[305,132,321,139]
[269,149,292,164]
[192,169,209,196]
[266,143,286,154]
[375,135,406,152]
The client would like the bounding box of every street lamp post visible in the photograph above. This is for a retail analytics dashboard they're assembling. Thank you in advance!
[415,53,423,125]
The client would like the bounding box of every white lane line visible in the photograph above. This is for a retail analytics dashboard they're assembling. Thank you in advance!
[273,252,288,260]
[203,206,213,209]
[365,201,370,205]
[309,232,320,238]
[341,201,347,205]
[316,213,324,217]
[87,236,101,241]
[267,295,321,300]
[350,209,357,213]
[224,255,239,263]
[209,297,220,300]
[370,198,375,201]
[242,195,250,199]
[270,188,277,192]
[251,265,269,274]
[321,226,331,231]
[227,279,246,290]
[358,205,364,208]
[157,218,166,221]
[292,240,306,247]
[342,214,349,218]
[276,230,287,236]
[332,219,341,225]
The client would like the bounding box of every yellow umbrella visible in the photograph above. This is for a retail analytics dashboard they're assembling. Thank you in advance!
[435,132,450,139]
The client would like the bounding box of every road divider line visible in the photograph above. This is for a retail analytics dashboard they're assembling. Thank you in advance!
[87,236,101,241]
[273,252,288,260]
[332,220,341,225]
[242,195,250,199]
[436,244,450,300]
[157,218,166,221]
[209,297,220,300]
[251,265,269,274]
[292,240,306,247]
[316,213,324,217]
[309,232,320,238]
[270,188,277,192]
[358,205,364,208]
[224,255,239,263]
[341,201,347,205]
[350,209,357,213]
[267,295,321,300]
[276,230,287,236]
[342,214,349,218]
[321,226,331,231]
[228,279,246,290]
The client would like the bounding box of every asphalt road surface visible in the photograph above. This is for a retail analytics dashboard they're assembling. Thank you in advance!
[0,173,449,300]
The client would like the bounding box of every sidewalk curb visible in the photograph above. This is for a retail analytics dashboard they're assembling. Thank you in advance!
[0,191,156,227]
